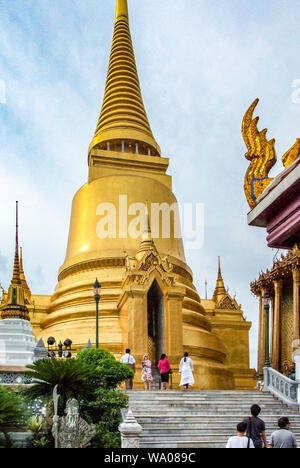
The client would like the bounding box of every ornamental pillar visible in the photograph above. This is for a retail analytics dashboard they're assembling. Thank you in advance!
[164,287,185,363]
[270,293,275,363]
[258,289,266,376]
[119,409,142,448]
[123,285,148,362]
[293,269,300,343]
[273,280,283,370]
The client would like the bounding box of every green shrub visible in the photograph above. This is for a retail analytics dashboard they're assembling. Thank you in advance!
[77,348,134,390]
[82,388,128,448]
[0,387,26,425]
[0,387,27,448]
[24,358,93,411]
[76,348,115,366]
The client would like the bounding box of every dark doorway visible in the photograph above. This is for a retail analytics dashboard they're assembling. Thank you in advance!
[147,280,164,365]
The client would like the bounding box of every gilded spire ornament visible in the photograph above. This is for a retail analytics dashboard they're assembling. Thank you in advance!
[242,99,300,210]
[89,0,160,156]
[212,257,227,303]
[1,202,29,320]
[212,257,239,310]
[136,203,155,261]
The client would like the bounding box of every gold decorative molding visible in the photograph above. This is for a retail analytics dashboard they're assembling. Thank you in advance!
[58,257,126,281]
[218,295,239,310]
[123,245,176,288]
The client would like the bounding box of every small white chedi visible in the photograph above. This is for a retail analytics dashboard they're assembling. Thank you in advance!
[0,319,36,366]
[0,202,37,368]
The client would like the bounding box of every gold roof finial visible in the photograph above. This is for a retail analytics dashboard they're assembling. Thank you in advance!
[11,201,21,286]
[89,0,161,157]
[136,202,156,261]
[212,256,227,302]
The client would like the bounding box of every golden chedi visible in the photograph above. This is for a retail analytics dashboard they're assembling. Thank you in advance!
[37,0,237,389]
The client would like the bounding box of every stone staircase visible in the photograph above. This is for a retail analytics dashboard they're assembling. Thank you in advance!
[126,390,300,448]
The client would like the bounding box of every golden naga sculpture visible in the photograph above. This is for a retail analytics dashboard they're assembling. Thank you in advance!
[242,99,300,210]
[242,98,276,210]
[282,138,300,168]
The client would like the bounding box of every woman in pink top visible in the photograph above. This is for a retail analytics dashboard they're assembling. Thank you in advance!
[158,354,171,390]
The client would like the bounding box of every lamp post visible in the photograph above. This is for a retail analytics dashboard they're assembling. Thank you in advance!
[263,290,271,368]
[93,278,102,349]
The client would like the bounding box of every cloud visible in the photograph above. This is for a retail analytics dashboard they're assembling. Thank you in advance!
[1,0,299,367]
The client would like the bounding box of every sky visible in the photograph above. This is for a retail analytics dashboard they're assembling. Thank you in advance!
[0,0,300,368]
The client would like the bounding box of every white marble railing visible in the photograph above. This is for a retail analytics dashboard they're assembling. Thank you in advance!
[263,367,300,409]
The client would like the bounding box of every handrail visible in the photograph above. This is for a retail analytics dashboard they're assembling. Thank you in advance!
[263,367,300,409]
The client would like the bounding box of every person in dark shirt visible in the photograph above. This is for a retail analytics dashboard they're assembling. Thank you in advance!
[243,404,267,449]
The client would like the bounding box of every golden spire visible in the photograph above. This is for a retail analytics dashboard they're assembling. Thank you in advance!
[11,201,21,286]
[136,203,155,261]
[1,202,29,320]
[89,0,161,157]
[142,202,152,242]
[19,247,31,301]
[116,0,128,22]
[212,257,227,302]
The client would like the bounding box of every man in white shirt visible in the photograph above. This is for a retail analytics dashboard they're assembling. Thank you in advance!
[120,349,136,389]
[226,422,255,449]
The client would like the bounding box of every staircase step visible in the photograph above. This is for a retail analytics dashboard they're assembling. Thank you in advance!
[125,390,300,448]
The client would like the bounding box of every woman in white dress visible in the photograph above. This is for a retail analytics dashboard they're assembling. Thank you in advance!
[179,352,194,390]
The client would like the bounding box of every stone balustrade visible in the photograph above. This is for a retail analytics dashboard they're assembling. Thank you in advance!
[263,366,300,409]
[119,408,142,448]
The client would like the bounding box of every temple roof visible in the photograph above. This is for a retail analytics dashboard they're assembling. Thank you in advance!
[89,0,160,157]
[251,243,300,294]
[212,257,241,311]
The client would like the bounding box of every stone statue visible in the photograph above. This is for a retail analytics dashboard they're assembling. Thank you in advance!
[52,398,96,449]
